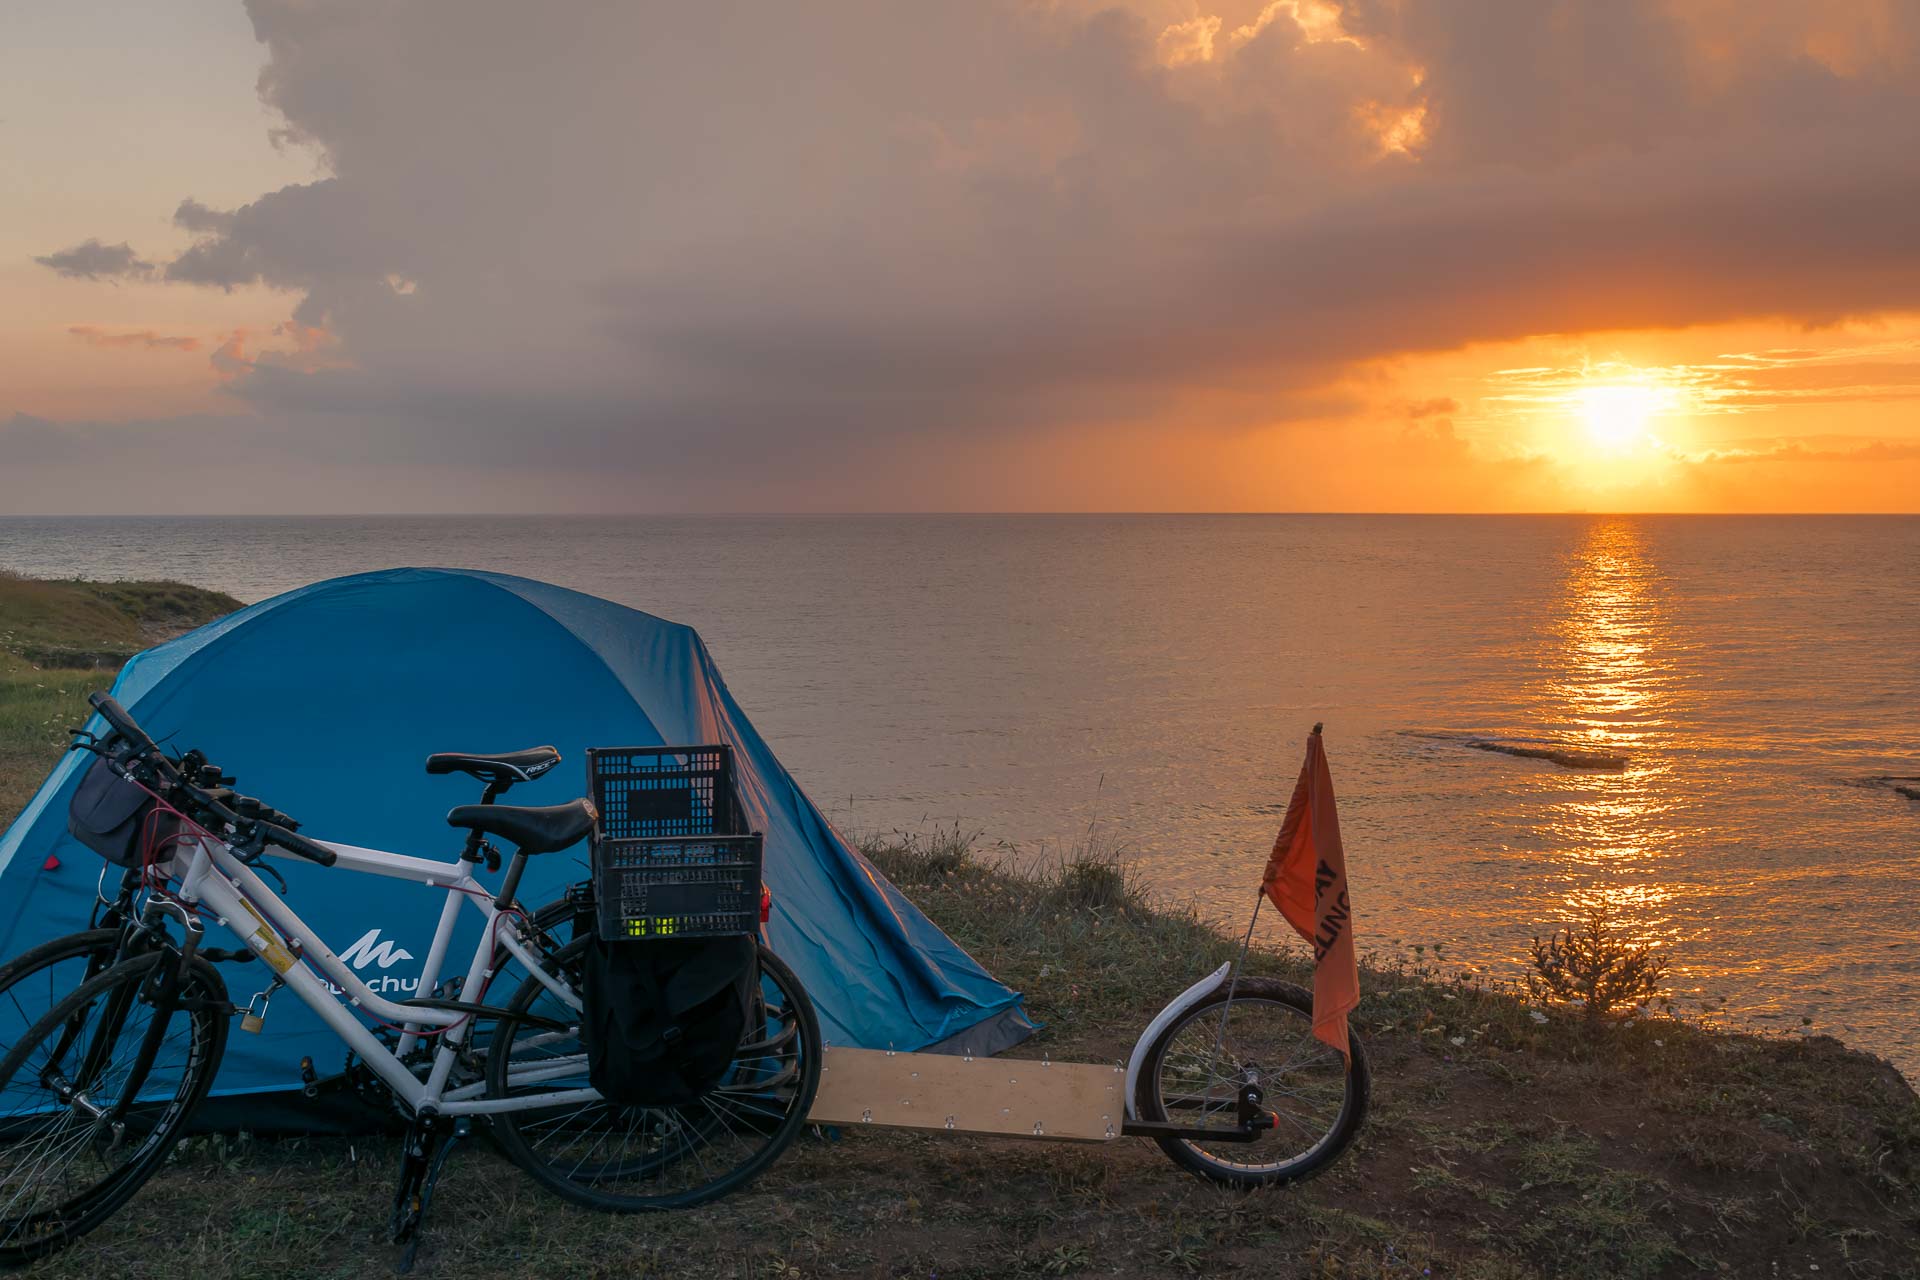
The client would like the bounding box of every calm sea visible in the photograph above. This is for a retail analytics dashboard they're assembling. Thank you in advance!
[3,515,1916,1074]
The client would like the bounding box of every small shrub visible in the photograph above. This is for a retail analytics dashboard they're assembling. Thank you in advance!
[1049,849,1134,914]
[866,824,977,879]
[1524,905,1670,1029]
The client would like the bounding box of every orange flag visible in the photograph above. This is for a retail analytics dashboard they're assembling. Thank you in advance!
[1260,724,1359,1060]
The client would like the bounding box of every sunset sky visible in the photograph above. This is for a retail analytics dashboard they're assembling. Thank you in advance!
[6,1,1919,514]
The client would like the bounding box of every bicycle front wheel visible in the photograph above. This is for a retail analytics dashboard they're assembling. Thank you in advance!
[0,951,229,1263]
[485,938,821,1211]
[0,929,124,1060]
[1133,977,1369,1188]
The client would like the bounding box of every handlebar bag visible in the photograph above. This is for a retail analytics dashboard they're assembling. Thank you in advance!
[67,754,178,869]
[581,933,757,1107]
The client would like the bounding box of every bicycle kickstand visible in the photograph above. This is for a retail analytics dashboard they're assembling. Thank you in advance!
[389,1112,467,1275]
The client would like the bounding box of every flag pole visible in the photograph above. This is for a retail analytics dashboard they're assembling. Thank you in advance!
[1210,889,1263,1057]
[1213,723,1322,1063]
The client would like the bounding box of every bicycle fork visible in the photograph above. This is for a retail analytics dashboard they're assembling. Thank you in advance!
[40,908,206,1148]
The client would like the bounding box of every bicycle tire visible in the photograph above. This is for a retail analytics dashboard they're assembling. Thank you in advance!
[0,951,229,1263]
[0,929,124,1060]
[1132,978,1369,1188]
[484,938,821,1211]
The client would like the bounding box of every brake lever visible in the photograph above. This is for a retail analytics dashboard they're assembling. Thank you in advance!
[225,822,291,894]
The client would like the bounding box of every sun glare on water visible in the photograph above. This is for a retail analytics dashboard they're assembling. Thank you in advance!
[1575,384,1665,451]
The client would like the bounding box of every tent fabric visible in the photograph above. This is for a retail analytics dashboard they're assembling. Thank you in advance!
[0,568,1032,1107]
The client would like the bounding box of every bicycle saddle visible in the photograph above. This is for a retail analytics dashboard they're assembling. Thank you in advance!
[425,746,561,785]
[445,797,596,855]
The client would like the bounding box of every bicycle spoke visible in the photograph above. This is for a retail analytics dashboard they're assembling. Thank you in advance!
[0,953,222,1258]
[1152,995,1353,1174]
[486,939,820,1209]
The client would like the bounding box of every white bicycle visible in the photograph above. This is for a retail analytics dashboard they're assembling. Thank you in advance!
[0,694,822,1266]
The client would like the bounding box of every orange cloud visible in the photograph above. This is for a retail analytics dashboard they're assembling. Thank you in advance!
[67,326,201,352]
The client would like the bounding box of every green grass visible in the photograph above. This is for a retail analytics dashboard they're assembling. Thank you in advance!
[0,573,239,807]
[0,570,239,670]
[1,574,1917,1278]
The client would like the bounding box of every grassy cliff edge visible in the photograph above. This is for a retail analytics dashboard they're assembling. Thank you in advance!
[0,572,241,817]
[0,574,1914,1279]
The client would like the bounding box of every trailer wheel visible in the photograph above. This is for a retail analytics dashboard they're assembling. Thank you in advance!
[1132,978,1368,1187]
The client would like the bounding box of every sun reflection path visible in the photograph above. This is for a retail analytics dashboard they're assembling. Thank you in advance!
[1535,520,1690,951]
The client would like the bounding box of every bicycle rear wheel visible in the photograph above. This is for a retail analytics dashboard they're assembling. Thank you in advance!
[0,951,228,1262]
[1133,978,1368,1188]
[485,938,820,1211]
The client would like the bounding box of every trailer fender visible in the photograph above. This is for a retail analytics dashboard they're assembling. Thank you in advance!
[1122,961,1231,1119]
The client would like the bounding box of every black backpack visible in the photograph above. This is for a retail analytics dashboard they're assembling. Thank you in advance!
[581,933,758,1107]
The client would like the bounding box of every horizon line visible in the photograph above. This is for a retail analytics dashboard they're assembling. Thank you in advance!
[2,510,1918,520]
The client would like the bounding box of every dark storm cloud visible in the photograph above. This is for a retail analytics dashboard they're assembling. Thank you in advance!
[33,239,155,282]
[33,0,1920,488]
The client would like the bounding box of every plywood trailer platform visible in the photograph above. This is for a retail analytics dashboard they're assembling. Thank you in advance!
[806,1046,1126,1142]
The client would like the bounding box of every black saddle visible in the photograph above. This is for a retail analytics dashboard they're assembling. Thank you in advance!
[425,746,561,786]
[446,798,596,855]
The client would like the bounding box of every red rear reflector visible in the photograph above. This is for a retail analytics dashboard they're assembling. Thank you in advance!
[760,886,772,923]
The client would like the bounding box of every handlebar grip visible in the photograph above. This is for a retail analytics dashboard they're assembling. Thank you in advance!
[87,692,160,753]
[261,823,337,868]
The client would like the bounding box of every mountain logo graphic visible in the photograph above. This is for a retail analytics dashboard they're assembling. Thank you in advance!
[337,928,416,971]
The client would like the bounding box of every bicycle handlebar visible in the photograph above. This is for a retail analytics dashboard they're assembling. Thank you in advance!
[82,691,335,867]
[88,692,162,757]
[259,822,338,868]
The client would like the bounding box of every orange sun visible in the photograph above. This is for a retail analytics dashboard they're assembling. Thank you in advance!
[1575,384,1665,451]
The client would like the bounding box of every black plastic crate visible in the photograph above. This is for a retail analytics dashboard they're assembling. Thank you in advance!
[593,835,763,940]
[587,744,743,839]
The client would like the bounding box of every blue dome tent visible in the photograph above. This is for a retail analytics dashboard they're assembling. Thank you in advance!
[0,568,1031,1121]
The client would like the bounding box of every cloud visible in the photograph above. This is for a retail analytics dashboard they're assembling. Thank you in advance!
[68,326,201,352]
[1481,337,1920,422]
[29,0,1920,505]
[1406,397,1458,419]
[33,239,156,282]
[172,198,237,235]
[1677,436,1920,466]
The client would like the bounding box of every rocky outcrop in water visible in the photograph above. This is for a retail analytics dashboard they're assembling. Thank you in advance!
[1461,739,1629,771]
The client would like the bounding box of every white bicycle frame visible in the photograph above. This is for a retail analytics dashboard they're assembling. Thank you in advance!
[174,832,595,1117]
